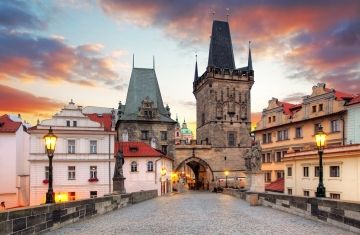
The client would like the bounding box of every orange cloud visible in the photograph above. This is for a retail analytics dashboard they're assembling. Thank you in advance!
[0,84,64,124]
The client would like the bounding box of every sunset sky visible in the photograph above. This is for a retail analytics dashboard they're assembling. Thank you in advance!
[0,0,359,132]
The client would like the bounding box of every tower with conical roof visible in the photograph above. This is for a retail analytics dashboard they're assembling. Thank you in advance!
[116,60,176,157]
[193,19,254,148]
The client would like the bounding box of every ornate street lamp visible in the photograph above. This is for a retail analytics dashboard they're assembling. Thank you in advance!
[224,170,229,188]
[315,124,326,197]
[44,127,57,204]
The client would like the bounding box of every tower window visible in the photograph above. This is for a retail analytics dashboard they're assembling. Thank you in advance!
[228,132,236,147]
[202,113,205,125]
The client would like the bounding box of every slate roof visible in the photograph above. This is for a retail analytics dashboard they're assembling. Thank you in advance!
[121,67,175,123]
[0,114,22,133]
[208,20,235,69]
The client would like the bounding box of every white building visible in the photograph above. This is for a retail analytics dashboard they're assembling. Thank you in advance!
[346,95,360,144]
[0,114,30,208]
[116,141,173,195]
[28,101,116,205]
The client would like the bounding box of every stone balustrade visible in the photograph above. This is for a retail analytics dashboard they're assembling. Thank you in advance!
[0,190,157,234]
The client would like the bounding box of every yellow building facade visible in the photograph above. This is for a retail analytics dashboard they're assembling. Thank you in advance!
[284,145,360,201]
[253,83,353,185]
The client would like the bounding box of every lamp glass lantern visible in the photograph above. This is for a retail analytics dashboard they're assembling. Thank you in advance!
[315,126,326,151]
[44,127,57,156]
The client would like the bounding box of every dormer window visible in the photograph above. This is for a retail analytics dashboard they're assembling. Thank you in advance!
[319,104,323,111]
[130,147,138,152]
[268,117,271,123]
[139,97,157,119]
[312,105,317,113]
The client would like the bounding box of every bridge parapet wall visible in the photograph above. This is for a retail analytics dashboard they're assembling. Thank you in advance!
[0,190,157,234]
[223,188,360,233]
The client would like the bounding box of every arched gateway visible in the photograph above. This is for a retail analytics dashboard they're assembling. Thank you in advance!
[175,156,214,190]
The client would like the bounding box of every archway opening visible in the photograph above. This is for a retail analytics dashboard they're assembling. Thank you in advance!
[175,157,214,191]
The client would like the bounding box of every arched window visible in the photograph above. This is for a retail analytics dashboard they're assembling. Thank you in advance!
[131,161,137,172]
[147,161,154,172]
[122,130,128,142]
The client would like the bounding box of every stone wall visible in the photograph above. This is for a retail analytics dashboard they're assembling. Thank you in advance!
[0,190,157,235]
[222,188,360,233]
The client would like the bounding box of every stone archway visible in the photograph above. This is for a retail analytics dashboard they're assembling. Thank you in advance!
[175,157,214,190]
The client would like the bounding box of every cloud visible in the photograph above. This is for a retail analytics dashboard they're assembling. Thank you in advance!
[0,84,63,114]
[282,92,307,103]
[99,0,360,92]
[0,30,122,87]
[0,1,45,30]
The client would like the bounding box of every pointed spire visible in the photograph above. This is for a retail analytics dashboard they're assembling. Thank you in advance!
[194,54,199,82]
[176,114,178,122]
[132,54,135,68]
[248,41,253,71]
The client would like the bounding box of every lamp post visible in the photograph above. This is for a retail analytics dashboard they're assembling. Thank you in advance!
[224,170,229,188]
[44,127,57,204]
[315,124,327,197]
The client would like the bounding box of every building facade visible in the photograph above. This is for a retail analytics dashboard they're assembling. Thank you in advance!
[0,115,30,208]
[116,142,173,195]
[284,145,360,201]
[116,65,177,157]
[346,95,360,144]
[254,83,354,186]
[174,20,254,190]
[28,101,116,205]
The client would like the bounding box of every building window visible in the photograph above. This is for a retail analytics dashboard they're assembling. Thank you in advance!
[45,166,49,180]
[272,116,276,122]
[276,171,284,179]
[287,167,292,177]
[147,161,154,172]
[331,120,340,132]
[262,134,267,144]
[312,105,317,113]
[295,127,302,138]
[266,153,271,163]
[330,166,340,177]
[330,193,340,200]
[267,133,272,143]
[287,188,293,195]
[90,191,97,199]
[176,132,179,137]
[282,150,287,159]
[68,192,76,201]
[68,140,75,154]
[304,191,310,197]
[303,167,309,177]
[228,132,236,146]
[319,104,323,111]
[68,166,76,180]
[90,166,97,179]
[277,131,283,141]
[276,152,282,162]
[314,123,321,134]
[202,113,205,125]
[131,161,137,172]
[160,131,168,141]
[265,172,271,183]
[315,166,320,177]
[90,140,97,154]
[73,121,77,127]
[66,120,70,127]
[141,130,149,140]
[161,145,168,154]
[262,154,266,163]
[268,116,271,123]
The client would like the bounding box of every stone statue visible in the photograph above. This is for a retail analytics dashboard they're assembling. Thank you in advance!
[113,150,126,193]
[245,141,262,172]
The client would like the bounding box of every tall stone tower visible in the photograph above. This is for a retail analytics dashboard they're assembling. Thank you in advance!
[193,20,254,148]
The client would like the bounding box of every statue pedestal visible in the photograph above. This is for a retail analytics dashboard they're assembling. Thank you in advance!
[113,176,126,194]
[248,172,265,193]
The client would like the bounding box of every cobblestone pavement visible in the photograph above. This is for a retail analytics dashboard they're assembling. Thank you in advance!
[48,192,355,235]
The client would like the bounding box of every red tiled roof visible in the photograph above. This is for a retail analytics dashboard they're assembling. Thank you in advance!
[346,94,360,106]
[265,178,284,193]
[86,113,113,131]
[325,88,354,101]
[0,115,22,133]
[115,141,165,158]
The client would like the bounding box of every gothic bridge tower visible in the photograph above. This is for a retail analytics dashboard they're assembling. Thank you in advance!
[193,20,254,148]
